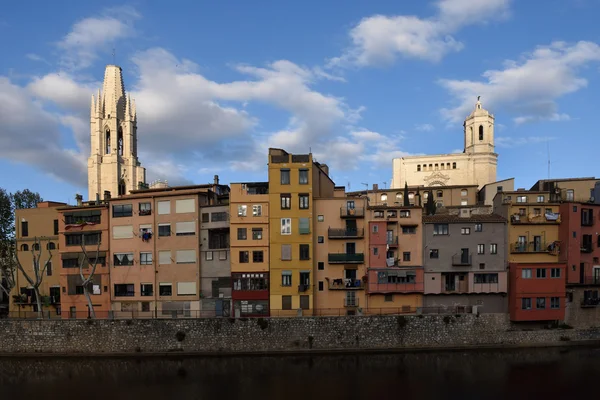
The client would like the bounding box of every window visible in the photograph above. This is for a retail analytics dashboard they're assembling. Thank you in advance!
[252,228,263,240]
[176,250,196,264]
[430,249,439,259]
[112,204,133,218]
[490,244,498,254]
[551,297,560,309]
[281,218,292,235]
[219,251,227,260]
[381,194,388,202]
[237,228,247,240]
[475,223,482,232]
[47,262,52,276]
[402,226,416,234]
[113,253,134,266]
[140,252,153,265]
[417,165,421,172]
[282,295,292,310]
[452,162,456,169]
[533,208,541,216]
[201,213,209,223]
[474,273,498,283]
[433,224,448,235]
[238,205,247,216]
[317,215,324,222]
[299,194,309,209]
[318,262,324,270]
[573,206,577,212]
[32,243,39,251]
[281,244,292,260]
[47,242,56,250]
[299,217,310,234]
[175,199,195,213]
[113,225,133,239]
[566,189,574,201]
[461,189,468,197]
[403,252,411,262]
[374,211,384,218]
[282,271,292,286]
[318,236,324,243]
[551,268,561,278]
[477,244,485,255]
[20,244,28,251]
[384,294,393,302]
[239,251,249,263]
[300,272,310,287]
[373,247,379,256]
[280,194,291,210]
[158,224,171,237]
[212,212,227,222]
[299,169,309,184]
[436,191,443,198]
[65,232,101,246]
[318,281,324,291]
[139,202,152,216]
[141,283,153,297]
[157,201,170,215]
[158,251,171,265]
[159,283,172,296]
[400,210,411,218]
[372,225,379,233]
[518,208,526,216]
[114,284,135,297]
[280,169,290,185]
[177,282,197,296]
[53,220,59,235]
[461,200,468,206]
[521,298,532,310]
[516,196,527,203]
[253,251,264,263]
[252,205,262,216]
[536,298,546,309]
[300,244,310,260]
[461,228,470,235]
[536,195,545,203]
[522,269,532,279]
[175,221,195,236]
[479,263,485,269]
[536,268,547,278]
[206,251,213,261]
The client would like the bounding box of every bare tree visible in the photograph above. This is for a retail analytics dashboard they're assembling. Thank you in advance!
[0,241,16,300]
[79,233,101,319]
[13,237,52,318]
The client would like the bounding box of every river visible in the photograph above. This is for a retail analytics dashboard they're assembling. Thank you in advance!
[0,347,598,399]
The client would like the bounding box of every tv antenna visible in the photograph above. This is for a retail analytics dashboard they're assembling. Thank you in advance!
[383,181,387,189]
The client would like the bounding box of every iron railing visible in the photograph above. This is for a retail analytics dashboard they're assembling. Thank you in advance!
[328,228,364,239]
[510,243,549,253]
[340,207,365,218]
[387,236,398,246]
[328,253,365,263]
[329,279,365,290]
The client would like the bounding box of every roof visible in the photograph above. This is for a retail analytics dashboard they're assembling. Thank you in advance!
[530,177,598,191]
[423,213,506,223]
[480,178,515,188]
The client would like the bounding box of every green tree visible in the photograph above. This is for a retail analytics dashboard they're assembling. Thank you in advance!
[426,190,436,216]
[0,188,13,242]
[403,182,410,207]
[11,189,43,210]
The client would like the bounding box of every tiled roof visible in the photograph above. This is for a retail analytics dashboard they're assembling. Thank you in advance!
[423,213,506,223]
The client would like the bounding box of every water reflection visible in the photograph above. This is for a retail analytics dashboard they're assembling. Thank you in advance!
[0,347,598,400]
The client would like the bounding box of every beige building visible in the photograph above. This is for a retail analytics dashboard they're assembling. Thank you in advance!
[348,184,479,209]
[88,65,146,201]
[478,178,515,206]
[392,98,497,189]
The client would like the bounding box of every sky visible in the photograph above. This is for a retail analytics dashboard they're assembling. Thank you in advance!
[1,0,600,203]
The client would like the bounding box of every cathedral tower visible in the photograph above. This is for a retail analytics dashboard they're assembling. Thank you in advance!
[464,96,495,154]
[88,65,146,200]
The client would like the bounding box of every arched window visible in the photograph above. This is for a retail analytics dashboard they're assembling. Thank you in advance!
[452,162,457,169]
[435,163,439,170]
[20,244,28,251]
[118,127,124,156]
[408,192,414,200]
[105,128,111,154]
[380,193,388,202]
[479,125,484,141]
[47,242,56,250]
[429,164,433,169]
[118,180,126,196]
[396,192,402,201]
[437,190,443,198]
[417,165,421,172]
[441,163,445,170]
[32,243,39,251]
[461,189,468,197]
[424,192,429,199]
[447,163,450,169]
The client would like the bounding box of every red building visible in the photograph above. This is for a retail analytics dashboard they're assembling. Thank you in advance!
[508,262,566,321]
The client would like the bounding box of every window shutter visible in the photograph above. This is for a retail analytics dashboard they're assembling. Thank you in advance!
[175,199,195,213]
[157,201,170,215]
[176,221,196,235]
[299,218,310,234]
[176,250,196,263]
[177,282,197,295]
[159,251,171,265]
[112,225,133,239]
[281,244,291,260]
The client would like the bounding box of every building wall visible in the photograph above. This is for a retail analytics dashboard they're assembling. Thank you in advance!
[565,287,600,328]
[422,294,508,313]
[353,186,478,208]
[12,202,64,316]
[479,179,515,206]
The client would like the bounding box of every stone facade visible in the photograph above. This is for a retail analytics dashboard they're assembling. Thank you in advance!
[0,314,599,355]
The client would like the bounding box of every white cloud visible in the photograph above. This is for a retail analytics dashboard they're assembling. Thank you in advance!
[330,0,511,67]
[415,123,434,132]
[57,6,139,70]
[495,136,555,148]
[439,41,600,124]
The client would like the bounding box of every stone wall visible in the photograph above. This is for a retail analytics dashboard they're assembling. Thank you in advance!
[565,287,600,328]
[0,314,599,355]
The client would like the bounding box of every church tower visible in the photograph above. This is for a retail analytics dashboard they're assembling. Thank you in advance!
[463,96,497,187]
[88,65,146,201]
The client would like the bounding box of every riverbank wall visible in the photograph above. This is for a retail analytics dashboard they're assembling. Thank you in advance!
[1,314,600,355]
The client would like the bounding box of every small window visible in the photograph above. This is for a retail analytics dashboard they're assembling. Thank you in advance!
[536,268,547,278]
[281,218,292,235]
[522,269,532,279]
[252,251,264,263]
[461,189,468,197]
[281,244,292,260]
[537,195,545,203]
[46,262,52,276]
[417,165,421,172]
[402,226,416,234]
[478,125,484,140]
[299,244,310,260]
[20,221,29,237]
[141,283,153,297]
[490,243,497,254]
[201,213,209,223]
[53,220,59,235]
[282,295,292,310]
[318,281,324,291]
[452,162,456,169]
[252,205,262,216]
[238,205,247,216]
[384,294,393,302]
[403,252,410,262]
[299,194,309,210]
[477,244,485,254]
[433,224,448,235]
[430,249,439,259]
[47,242,56,250]
[461,228,470,235]
[139,202,152,216]
[551,297,560,309]
[32,243,40,251]
[475,223,482,232]
[317,215,324,222]
[566,190,574,201]
[299,169,309,185]
[318,236,324,243]
[237,228,247,240]
[533,208,541,216]
[551,268,561,278]
[252,228,263,240]
[479,263,485,270]
[373,247,379,256]
[318,262,324,270]
[159,283,172,296]
[280,169,290,185]
[436,191,443,198]
[516,196,527,203]
[157,201,170,215]
[206,251,213,261]
[280,194,291,210]
[158,224,171,237]
[521,298,532,310]
[140,252,153,265]
[400,210,410,218]
[112,204,133,218]
[372,225,379,233]
[239,251,249,263]
[282,271,292,286]
[20,244,28,251]
[536,298,546,309]
[381,194,388,202]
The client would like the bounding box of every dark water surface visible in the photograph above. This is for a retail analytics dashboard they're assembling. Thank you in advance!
[1,347,599,400]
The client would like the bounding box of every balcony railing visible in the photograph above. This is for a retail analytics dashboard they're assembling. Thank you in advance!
[329,279,365,290]
[581,245,594,253]
[271,155,289,163]
[472,282,502,293]
[510,243,550,253]
[452,254,472,266]
[328,253,364,264]
[368,282,424,294]
[340,207,365,218]
[298,284,310,293]
[581,298,600,307]
[386,236,398,246]
[568,275,600,286]
[510,214,561,224]
[328,228,364,239]
[344,297,359,307]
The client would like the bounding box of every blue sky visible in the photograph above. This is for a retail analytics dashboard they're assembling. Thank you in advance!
[1,0,599,202]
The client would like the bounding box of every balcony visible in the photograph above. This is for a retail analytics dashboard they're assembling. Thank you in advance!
[271,154,289,163]
[298,284,310,293]
[340,207,365,218]
[510,243,550,254]
[510,213,561,224]
[328,253,364,264]
[329,279,365,290]
[581,298,600,308]
[472,282,502,293]
[569,276,600,286]
[368,282,424,294]
[344,297,359,307]
[328,228,364,239]
[581,245,594,253]
[452,254,472,266]
[386,236,398,247]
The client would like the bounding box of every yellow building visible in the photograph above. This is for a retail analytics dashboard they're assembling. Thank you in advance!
[12,202,66,317]
[268,148,334,316]
[314,187,368,315]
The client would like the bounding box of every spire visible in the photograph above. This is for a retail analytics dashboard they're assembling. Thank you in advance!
[91,94,95,116]
[101,65,126,119]
[96,89,102,114]
[125,94,131,119]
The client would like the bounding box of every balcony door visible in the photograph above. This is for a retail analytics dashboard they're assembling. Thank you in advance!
[517,236,526,251]
[346,201,355,211]
[460,248,469,264]
[533,236,542,252]
[386,230,393,244]
[346,242,356,255]
[346,219,357,233]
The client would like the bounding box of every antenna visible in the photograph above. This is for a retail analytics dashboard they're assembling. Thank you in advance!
[547,139,550,179]
[383,181,387,190]
[112,48,116,65]
[348,182,351,190]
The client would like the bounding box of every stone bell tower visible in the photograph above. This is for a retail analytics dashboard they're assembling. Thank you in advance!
[88,65,146,201]
[463,96,497,187]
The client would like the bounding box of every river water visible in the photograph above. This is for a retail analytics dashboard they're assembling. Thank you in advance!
[0,347,598,399]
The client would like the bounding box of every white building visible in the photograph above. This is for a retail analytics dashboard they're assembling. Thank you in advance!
[392,98,497,189]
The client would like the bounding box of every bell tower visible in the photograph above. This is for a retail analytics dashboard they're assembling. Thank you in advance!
[88,65,146,200]
[464,96,495,154]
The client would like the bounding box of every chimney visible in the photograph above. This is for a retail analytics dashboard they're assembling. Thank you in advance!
[75,194,83,207]
[214,175,219,185]
[104,190,111,201]
[373,183,379,191]
[320,164,329,175]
